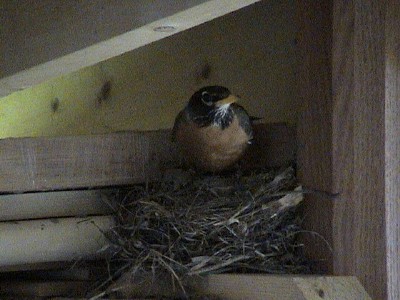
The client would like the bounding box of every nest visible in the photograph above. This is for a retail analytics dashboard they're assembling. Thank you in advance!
[94,167,310,297]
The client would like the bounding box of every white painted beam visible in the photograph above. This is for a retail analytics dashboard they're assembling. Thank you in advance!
[0,216,114,267]
[0,190,113,221]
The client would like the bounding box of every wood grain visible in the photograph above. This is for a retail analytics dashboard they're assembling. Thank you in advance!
[0,190,114,221]
[353,4,386,298]
[293,276,371,300]
[106,273,370,299]
[297,0,333,193]
[331,0,356,284]
[333,2,388,300]
[0,275,370,299]
[0,280,89,298]
[0,216,114,267]
[0,123,295,193]
[300,2,400,299]
[296,0,334,273]
[331,1,400,299]
[384,1,400,299]
[242,123,296,169]
[0,0,260,97]
[0,130,177,192]
[201,275,370,300]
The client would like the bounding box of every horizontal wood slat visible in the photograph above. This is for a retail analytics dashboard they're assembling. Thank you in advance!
[0,123,296,193]
[106,273,370,300]
[0,275,370,299]
[0,216,114,267]
[0,280,90,298]
[0,190,114,221]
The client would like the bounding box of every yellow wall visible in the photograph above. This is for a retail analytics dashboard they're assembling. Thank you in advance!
[0,1,298,138]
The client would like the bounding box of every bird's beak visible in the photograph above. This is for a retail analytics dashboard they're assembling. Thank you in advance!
[215,94,238,107]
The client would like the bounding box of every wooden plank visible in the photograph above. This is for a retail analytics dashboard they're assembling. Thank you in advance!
[0,0,260,97]
[0,265,91,279]
[242,123,296,169]
[296,0,334,273]
[331,0,355,284]
[0,280,89,298]
[0,273,370,299]
[0,130,178,193]
[0,123,295,193]
[199,275,304,300]
[106,273,370,299]
[297,0,333,193]
[0,262,75,273]
[0,216,114,268]
[351,4,386,299]
[293,276,371,300]
[204,275,371,300]
[300,1,400,298]
[0,259,107,274]
[384,1,400,299]
[332,2,389,300]
[0,190,113,221]
[298,1,400,299]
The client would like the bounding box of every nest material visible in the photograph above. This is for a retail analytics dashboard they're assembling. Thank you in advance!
[97,167,309,297]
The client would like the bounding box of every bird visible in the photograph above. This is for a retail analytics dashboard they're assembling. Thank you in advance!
[172,85,253,172]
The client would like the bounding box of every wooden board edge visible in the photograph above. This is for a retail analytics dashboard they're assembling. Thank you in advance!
[0,123,296,193]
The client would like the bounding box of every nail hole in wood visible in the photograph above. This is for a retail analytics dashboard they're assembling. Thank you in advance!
[318,289,325,298]
[200,63,212,80]
[98,81,112,103]
[51,98,60,112]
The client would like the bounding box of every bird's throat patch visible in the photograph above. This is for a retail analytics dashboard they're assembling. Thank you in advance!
[211,104,233,129]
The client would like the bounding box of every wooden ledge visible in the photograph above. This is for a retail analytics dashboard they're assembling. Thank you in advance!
[0,123,296,193]
[0,274,370,299]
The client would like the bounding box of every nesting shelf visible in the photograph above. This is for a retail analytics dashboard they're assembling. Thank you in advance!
[1,0,400,299]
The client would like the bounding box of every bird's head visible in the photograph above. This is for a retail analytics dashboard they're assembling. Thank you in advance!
[189,85,237,110]
[187,86,238,126]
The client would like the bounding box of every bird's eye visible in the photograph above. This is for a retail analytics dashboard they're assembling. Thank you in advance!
[201,91,213,106]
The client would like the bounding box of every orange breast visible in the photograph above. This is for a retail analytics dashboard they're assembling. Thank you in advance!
[175,116,250,172]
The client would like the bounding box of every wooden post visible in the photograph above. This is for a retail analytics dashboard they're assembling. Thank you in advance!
[297,0,334,273]
[384,2,400,299]
[299,1,400,299]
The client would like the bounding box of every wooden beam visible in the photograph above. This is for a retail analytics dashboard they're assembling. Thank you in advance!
[0,280,89,298]
[0,130,178,193]
[332,2,394,300]
[0,275,370,299]
[296,0,334,273]
[200,275,371,300]
[0,261,77,273]
[334,1,400,298]
[0,123,295,193]
[300,1,400,299]
[0,216,114,268]
[331,0,355,284]
[0,190,113,221]
[384,2,400,299]
[0,0,260,97]
[107,273,370,300]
